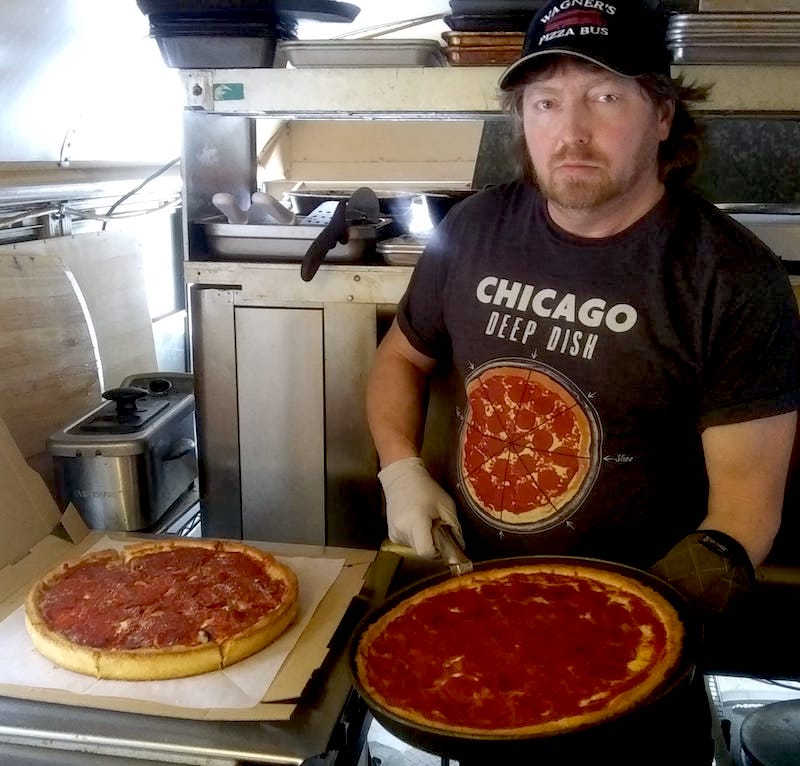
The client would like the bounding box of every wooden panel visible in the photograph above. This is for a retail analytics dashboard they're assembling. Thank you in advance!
[0,248,102,488]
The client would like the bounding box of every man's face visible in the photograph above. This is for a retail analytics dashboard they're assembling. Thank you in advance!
[521,60,673,212]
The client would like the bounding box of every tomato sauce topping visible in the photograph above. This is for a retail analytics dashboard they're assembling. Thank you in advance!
[39,548,287,649]
[361,571,670,731]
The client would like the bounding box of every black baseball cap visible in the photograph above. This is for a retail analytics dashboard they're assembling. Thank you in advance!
[499,0,671,90]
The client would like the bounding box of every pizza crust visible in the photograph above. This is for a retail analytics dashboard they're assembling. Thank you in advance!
[24,608,101,678]
[357,563,685,737]
[24,539,299,681]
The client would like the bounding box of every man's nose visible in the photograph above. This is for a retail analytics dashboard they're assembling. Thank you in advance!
[558,102,592,145]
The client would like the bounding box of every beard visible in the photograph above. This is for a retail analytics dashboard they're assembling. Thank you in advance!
[533,143,657,211]
[539,170,617,209]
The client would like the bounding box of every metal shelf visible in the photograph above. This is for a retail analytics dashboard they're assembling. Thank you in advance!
[181,64,800,118]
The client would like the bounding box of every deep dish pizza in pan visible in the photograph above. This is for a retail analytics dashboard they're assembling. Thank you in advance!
[353,558,692,744]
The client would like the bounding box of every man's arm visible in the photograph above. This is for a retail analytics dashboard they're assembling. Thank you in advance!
[700,410,796,566]
[651,410,797,613]
[366,319,462,556]
[367,319,437,469]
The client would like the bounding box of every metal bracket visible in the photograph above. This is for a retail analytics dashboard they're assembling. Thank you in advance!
[183,70,214,111]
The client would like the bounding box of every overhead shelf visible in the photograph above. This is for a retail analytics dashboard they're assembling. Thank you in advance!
[181,65,800,118]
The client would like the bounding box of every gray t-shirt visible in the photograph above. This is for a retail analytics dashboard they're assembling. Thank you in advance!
[398,182,800,567]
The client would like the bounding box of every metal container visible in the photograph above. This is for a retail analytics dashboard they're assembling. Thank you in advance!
[377,234,428,266]
[47,373,197,531]
[203,218,392,262]
[666,13,800,63]
[277,39,447,67]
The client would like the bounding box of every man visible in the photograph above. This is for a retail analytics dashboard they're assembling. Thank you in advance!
[367,1,799,759]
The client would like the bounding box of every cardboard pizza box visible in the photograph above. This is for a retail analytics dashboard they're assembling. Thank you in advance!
[0,415,92,605]
[0,414,376,722]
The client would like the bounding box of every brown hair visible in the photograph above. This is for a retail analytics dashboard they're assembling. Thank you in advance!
[497,57,711,187]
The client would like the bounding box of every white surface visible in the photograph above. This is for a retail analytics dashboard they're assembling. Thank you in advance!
[0,537,344,709]
[368,719,457,766]
[367,677,800,766]
[713,674,800,704]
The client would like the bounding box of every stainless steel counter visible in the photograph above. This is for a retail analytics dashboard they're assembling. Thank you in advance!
[0,546,402,766]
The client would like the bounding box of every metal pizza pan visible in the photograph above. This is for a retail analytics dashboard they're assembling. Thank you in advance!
[347,554,701,762]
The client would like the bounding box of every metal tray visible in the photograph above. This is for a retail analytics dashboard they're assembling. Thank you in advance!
[204,219,391,262]
[668,12,800,27]
[444,45,521,66]
[278,39,447,67]
[377,234,428,266]
[669,42,800,63]
[444,12,534,32]
[448,0,544,10]
[442,30,525,47]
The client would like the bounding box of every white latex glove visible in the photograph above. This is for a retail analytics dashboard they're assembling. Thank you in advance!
[378,457,463,558]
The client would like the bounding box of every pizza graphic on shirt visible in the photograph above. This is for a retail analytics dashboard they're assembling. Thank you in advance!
[458,361,601,531]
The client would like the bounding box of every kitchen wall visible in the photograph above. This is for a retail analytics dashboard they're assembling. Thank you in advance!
[0,0,181,164]
[0,1,188,387]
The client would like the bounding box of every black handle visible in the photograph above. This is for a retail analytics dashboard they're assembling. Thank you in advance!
[300,200,348,282]
[102,386,149,414]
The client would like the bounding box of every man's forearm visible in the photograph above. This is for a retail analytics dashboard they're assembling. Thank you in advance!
[367,334,434,469]
[367,364,426,467]
[700,411,796,566]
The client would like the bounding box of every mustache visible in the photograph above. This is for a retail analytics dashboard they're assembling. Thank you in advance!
[551,147,604,164]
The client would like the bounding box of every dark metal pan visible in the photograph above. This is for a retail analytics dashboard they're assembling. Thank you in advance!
[348,554,701,762]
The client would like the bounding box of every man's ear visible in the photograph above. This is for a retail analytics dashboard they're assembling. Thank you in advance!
[657,98,676,141]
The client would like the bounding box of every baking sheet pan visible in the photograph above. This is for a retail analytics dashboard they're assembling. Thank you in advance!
[278,39,446,67]
[204,218,391,262]
[444,45,522,66]
[669,43,800,63]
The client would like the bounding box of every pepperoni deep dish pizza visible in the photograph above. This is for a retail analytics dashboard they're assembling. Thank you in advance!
[356,562,685,737]
[25,539,298,681]
[458,362,600,529]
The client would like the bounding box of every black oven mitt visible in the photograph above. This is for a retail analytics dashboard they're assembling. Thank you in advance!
[649,530,756,615]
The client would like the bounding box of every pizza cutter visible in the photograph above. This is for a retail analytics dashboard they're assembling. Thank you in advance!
[432,520,473,577]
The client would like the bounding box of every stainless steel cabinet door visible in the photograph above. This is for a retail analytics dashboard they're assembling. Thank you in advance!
[236,306,325,544]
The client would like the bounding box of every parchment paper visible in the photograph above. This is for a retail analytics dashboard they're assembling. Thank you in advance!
[0,537,344,709]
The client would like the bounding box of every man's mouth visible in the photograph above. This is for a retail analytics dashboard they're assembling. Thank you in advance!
[553,161,602,175]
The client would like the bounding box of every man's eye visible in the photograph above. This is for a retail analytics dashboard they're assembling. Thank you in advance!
[537,99,555,111]
[597,94,619,103]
